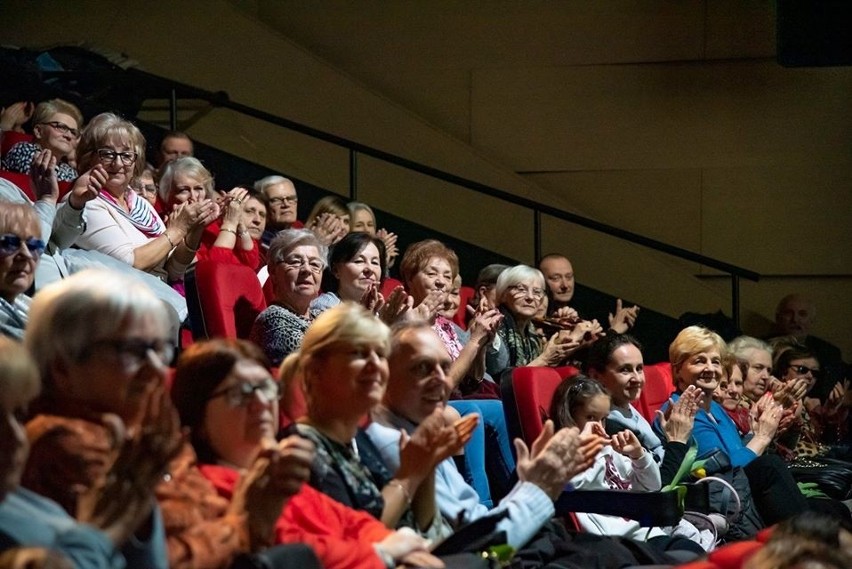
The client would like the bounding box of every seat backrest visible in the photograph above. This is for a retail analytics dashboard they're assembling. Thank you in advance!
[185,260,267,340]
[452,285,476,329]
[505,366,570,447]
[1,132,33,157]
[0,170,74,202]
[637,361,676,422]
[380,276,404,299]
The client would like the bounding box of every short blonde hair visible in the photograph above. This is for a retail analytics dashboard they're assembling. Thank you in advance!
[32,98,83,130]
[298,303,390,408]
[157,156,214,202]
[0,201,41,239]
[669,325,727,387]
[76,112,146,178]
[0,336,41,405]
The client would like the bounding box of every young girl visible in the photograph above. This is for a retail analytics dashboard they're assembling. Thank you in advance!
[550,375,709,558]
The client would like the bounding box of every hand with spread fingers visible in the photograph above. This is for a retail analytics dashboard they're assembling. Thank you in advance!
[0,101,33,132]
[377,286,413,325]
[608,299,640,334]
[656,384,703,444]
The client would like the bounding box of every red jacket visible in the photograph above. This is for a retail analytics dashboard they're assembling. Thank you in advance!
[200,464,392,569]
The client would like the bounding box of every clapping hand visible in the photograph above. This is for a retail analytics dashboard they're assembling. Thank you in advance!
[608,299,640,334]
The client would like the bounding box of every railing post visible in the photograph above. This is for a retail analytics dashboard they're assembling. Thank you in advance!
[348,149,358,201]
[169,88,178,131]
[534,209,542,264]
[731,275,741,330]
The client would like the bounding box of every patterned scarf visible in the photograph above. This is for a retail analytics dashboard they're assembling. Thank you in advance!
[433,315,463,360]
[497,305,543,367]
[98,188,165,238]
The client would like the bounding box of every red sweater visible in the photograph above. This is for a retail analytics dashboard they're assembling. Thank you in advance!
[198,223,261,269]
[200,464,391,569]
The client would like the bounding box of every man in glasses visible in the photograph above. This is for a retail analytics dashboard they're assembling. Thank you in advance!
[255,175,302,253]
[769,293,847,403]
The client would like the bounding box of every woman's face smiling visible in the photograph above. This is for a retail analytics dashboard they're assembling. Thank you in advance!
[306,342,389,419]
[593,343,645,408]
[335,242,382,302]
[677,349,723,394]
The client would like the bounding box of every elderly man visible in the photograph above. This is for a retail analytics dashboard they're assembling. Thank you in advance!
[538,253,639,333]
[769,293,846,402]
[255,175,300,249]
[367,320,600,551]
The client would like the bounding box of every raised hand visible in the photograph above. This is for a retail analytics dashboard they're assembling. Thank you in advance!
[413,289,446,323]
[376,228,399,267]
[0,101,33,131]
[29,149,59,202]
[377,285,413,325]
[750,394,783,440]
[221,187,249,229]
[465,307,503,347]
[309,212,347,246]
[656,385,703,444]
[608,299,640,334]
[68,165,108,209]
[535,332,581,366]
[610,429,644,460]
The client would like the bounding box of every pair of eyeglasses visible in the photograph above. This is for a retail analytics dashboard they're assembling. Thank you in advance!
[207,378,280,408]
[278,255,324,274]
[0,234,46,259]
[269,196,298,205]
[97,149,138,166]
[84,338,176,371]
[40,121,80,138]
[789,364,821,378]
[132,183,158,195]
[509,284,545,300]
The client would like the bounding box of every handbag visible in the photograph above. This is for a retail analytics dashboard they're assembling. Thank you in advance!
[789,457,852,500]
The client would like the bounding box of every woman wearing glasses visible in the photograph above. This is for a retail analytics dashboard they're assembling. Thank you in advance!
[250,229,327,366]
[2,99,82,182]
[485,264,590,381]
[72,113,218,284]
[0,202,45,340]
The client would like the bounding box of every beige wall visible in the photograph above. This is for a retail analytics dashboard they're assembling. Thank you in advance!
[3,1,849,357]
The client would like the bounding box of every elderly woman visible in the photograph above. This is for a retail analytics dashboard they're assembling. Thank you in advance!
[0,336,177,568]
[312,231,386,313]
[2,99,82,181]
[250,228,327,366]
[485,264,595,381]
[72,113,218,283]
[347,201,398,268]
[656,326,848,527]
[0,202,45,340]
[21,269,189,568]
[172,336,443,569]
[158,158,259,269]
[284,303,466,539]
[729,336,775,404]
[305,195,349,246]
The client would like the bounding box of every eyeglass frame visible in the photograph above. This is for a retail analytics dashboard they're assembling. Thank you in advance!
[0,234,46,260]
[277,254,325,274]
[206,377,281,408]
[508,284,546,300]
[268,196,298,206]
[39,121,80,138]
[788,364,822,378]
[96,148,138,166]
[80,338,176,372]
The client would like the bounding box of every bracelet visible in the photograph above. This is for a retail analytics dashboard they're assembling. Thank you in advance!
[220,227,237,235]
[386,479,412,506]
[183,237,199,253]
[163,232,176,248]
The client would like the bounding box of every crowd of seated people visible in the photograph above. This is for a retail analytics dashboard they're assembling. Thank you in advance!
[2,103,851,569]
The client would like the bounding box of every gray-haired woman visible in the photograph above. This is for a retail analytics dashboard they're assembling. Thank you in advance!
[250,228,328,365]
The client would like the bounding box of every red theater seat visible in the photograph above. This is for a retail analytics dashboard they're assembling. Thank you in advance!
[0,170,74,202]
[185,260,267,340]
[1,132,33,157]
[503,366,580,447]
[452,285,476,329]
[638,361,675,423]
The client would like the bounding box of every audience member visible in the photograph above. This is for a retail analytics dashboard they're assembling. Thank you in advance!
[0,203,45,340]
[72,113,218,284]
[283,303,464,538]
[311,231,386,313]
[130,165,158,208]
[155,131,193,168]
[539,253,639,333]
[0,101,33,133]
[2,99,81,182]
[371,320,601,550]
[22,270,186,569]
[305,195,349,246]
[0,336,168,568]
[769,293,847,402]
[250,229,326,365]
[347,201,399,268]
[550,375,709,558]
[256,175,299,246]
[172,337,444,569]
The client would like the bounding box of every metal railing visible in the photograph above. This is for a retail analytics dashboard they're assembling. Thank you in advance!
[45,66,761,326]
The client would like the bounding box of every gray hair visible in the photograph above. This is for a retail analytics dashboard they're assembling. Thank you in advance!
[267,228,328,270]
[495,264,544,302]
[157,156,214,202]
[728,336,771,361]
[24,269,170,391]
[254,175,294,195]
